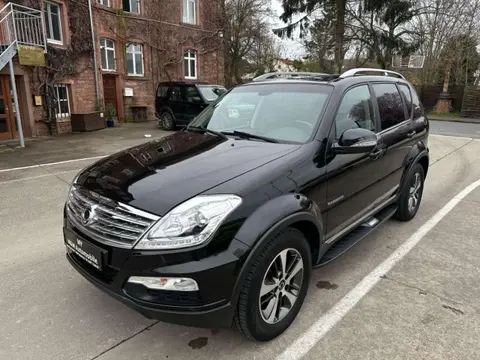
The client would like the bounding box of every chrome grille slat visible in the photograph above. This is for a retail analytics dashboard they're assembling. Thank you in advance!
[72,191,152,227]
[66,186,160,249]
[89,223,139,240]
[93,214,145,234]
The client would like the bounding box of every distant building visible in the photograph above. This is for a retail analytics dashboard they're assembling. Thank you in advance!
[241,57,297,81]
[0,0,225,142]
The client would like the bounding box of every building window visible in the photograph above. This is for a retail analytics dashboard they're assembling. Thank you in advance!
[184,50,197,79]
[100,38,116,71]
[182,0,196,24]
[44,1,63,44]
[97,0,110,6]
[54,84,71,118]
[123,0,140,13]
[126,44,144,76]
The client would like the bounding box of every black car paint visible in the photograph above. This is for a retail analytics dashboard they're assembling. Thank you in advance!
[65,75,429,328]
[155,82,224,126]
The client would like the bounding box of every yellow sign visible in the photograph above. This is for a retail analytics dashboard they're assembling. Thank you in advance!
[18,45,45,67]
[34,96,42,106]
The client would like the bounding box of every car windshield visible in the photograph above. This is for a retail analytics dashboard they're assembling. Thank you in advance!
[197,85,227,101]
[188,83,332,143]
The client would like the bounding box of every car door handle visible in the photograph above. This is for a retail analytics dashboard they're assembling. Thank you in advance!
[407,130,416,138]
[370,148,385,160]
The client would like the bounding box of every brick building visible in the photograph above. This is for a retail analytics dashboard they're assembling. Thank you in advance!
[0,0,224,142]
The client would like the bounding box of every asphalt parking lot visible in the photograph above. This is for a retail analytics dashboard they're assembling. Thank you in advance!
[1,122,480,360]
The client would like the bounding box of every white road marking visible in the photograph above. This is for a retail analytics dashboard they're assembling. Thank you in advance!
[0,170,78,185]
[277,178,480,360]
[0,155,106,173]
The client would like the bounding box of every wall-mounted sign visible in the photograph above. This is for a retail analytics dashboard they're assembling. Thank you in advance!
[124,87,133,97]
[34,95,42,106]
[18,45,45,67]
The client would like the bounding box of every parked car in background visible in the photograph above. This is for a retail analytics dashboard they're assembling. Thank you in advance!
[156,82,227,130]
[64,69,429,342]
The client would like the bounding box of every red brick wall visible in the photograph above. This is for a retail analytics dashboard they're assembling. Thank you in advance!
[16,0,225,137]
[93,0,224,121]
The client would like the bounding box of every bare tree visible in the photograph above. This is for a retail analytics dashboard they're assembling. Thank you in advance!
[223,0,280,86]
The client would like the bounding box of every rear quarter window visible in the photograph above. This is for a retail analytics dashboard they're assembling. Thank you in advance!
[157,85,169,98]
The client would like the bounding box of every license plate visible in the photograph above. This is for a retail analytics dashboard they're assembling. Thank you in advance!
[64,230,105,270]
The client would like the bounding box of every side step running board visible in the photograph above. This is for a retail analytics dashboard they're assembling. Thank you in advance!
[316,205,397,267]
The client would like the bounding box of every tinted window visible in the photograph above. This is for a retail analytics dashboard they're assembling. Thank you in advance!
[335,85,375,138]
[398,84,412,120]
[197,85,227,101]
[372,83,405,130]
[157,85,168,97]
[188,84,332,143]
[169,86,183,101]
[411,88,424,119]
[185,86,202,103]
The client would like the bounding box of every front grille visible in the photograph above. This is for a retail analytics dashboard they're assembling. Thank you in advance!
[66,186,160,249]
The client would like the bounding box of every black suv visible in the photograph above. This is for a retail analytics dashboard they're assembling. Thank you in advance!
[155,81,227,130]
[64,69,429,342]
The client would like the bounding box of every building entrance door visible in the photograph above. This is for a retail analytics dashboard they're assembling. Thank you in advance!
[102,74,119,118]
[0,75,15,141]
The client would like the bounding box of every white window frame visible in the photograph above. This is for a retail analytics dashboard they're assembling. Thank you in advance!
[184,50,197,79]
[123,0,140,14]
[100,38,116,71]
[54,84,71,118]
[182,0,196,24]
[97,0,110,6]
[44,1,63,45]
[126,43,144,77]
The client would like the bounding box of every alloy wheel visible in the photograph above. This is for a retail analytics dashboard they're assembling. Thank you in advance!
[408,172,422,213]
[161,113,173,129]
[259,248,304,325]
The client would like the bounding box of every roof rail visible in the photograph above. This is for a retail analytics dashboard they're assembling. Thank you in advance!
[339,68,406,80]
[252,72,334,82]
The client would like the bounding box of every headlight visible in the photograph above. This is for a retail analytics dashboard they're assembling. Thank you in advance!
[134,194,242,250]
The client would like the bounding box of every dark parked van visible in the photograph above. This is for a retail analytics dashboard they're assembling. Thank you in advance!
[155,82,227,130]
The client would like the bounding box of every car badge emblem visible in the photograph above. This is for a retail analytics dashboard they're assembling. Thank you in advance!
[82,205,98,226]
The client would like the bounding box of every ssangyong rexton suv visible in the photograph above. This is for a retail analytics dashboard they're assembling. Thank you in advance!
[64,69,429,341]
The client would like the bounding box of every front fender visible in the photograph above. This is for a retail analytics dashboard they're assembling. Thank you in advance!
[234,193,324,249]
[229,193,324,311]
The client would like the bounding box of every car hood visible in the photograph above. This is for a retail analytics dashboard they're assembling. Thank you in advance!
[76,131,301,216]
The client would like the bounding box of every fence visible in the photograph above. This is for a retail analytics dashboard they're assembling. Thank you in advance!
[418,85,465,113]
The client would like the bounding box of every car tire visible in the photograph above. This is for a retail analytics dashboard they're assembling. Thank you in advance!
[393,163,425,221]
[160,111,175,131]
[233,227,312,341]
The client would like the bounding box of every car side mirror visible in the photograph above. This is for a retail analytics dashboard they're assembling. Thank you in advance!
[332,128,378,155]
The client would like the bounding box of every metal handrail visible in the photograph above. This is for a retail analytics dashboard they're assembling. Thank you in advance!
[0,2,46,50]
[340,68,406,79]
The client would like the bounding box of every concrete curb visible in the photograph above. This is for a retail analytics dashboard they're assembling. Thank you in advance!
[428,116,480,124]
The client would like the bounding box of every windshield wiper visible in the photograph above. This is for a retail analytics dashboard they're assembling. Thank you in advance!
[222,130,279,143]
[186,126,227,139]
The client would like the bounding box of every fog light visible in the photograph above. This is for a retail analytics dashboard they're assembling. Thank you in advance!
[127,276,199,292]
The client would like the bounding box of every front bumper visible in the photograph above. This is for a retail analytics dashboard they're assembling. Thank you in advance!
[64,219,250,328]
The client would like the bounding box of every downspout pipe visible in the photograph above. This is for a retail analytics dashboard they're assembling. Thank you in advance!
[88,0,100,105]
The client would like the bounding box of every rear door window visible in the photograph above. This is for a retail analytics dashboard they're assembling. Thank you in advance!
[169,86,183,102]
[372,83,406,131]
